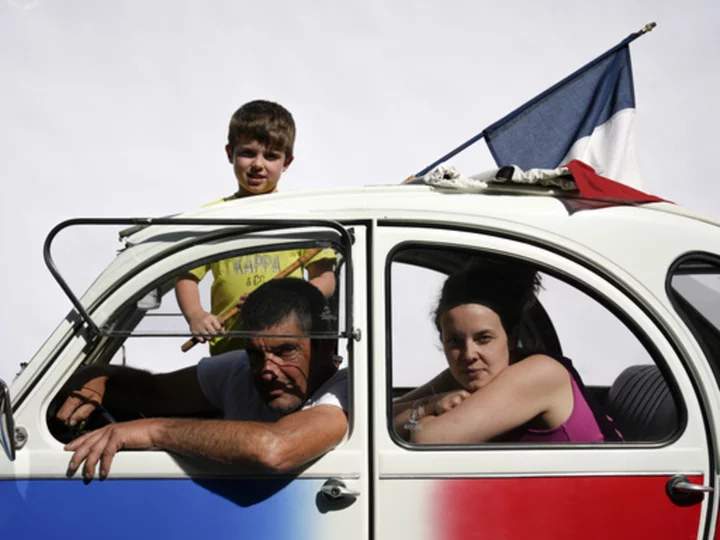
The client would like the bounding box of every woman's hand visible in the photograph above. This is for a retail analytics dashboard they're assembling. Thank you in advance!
[429,389,471,416]
[393,387,471,440]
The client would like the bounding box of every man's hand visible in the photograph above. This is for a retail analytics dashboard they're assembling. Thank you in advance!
[56,376,108,426]
[187,310,224,343]
[65,419,161,481]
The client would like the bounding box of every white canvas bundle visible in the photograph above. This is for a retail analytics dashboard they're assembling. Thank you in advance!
[420,164,578,191]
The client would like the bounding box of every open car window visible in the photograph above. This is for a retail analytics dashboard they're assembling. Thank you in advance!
[44,223,351,444]
[389,246,680,445]
[102,243,346,373]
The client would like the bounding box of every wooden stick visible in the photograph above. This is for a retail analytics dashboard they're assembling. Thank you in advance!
[180,247,325,352]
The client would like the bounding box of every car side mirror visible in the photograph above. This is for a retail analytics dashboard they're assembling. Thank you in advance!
[0,378,16,461]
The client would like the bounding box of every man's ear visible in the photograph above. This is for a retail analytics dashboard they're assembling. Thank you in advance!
[225,144,233,164]
[282,155,294,172]
[312,339,337,365]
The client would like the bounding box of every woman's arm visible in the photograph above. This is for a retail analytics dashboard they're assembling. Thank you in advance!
[392,368,467,440]
[393,389,471,440]
[410,355,574,444]
[393,368,460,405]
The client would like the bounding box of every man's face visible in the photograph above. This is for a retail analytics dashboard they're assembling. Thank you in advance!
[226,139,293,197]
[246,315,313,414]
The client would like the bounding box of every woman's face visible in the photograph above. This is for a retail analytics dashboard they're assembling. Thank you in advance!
[440,303,510,392]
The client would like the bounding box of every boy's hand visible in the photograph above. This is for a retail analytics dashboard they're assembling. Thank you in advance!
[187,311,224,342]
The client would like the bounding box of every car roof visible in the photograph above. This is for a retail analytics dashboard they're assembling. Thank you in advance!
[123,183,719,245]
[104,185,717,299]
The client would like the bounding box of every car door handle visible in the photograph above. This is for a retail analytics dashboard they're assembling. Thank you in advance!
[667,474,714,501]
[320,478,360,500]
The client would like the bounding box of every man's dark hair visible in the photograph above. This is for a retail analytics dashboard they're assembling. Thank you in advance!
[240,278,334,335]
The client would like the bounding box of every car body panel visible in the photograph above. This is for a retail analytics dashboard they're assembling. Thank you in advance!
[2,185,719,539]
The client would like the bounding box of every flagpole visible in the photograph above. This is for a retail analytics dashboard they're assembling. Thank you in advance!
[412,131,487,178]
[410,22,656,180]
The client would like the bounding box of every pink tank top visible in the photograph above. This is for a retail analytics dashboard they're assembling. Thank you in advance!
[499,374,605,443]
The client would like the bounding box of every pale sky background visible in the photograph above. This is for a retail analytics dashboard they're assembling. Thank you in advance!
[1,0,719,384]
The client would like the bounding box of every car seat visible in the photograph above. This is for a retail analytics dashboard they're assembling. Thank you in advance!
[606,365,679,441]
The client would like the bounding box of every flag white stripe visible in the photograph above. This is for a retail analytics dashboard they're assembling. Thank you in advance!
[562,108,643,189]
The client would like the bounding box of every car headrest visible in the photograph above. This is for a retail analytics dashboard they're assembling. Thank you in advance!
[606,365,678,442]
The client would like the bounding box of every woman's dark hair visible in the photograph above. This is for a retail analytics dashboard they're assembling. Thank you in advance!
[434,261,541,340]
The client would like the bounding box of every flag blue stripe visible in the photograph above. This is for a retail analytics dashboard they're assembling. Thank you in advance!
[484,46,635,170]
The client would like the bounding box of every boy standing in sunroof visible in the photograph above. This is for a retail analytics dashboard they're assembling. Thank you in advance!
[175,100,336,355]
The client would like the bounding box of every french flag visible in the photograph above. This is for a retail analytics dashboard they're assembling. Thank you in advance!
[414,25,654,191]
[484,43,643,189]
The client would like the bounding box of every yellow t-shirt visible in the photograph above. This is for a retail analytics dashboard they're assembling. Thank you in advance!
[187,194,337,354]
[190,248,336,355]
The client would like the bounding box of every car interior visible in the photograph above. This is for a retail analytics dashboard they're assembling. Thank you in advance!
[45,241,686,445]
[390,246,681,443]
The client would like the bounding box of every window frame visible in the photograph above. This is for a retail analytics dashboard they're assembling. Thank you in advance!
[385,240,688,450]
[30,221,356,441]
[43,217,355,341]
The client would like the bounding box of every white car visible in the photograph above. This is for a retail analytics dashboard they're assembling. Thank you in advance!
[1,175,719,540]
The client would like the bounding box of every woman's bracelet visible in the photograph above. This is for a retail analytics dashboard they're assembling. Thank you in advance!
[403,401,425,432]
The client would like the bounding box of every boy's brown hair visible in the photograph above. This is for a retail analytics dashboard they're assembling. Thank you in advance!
[227,100,296,160]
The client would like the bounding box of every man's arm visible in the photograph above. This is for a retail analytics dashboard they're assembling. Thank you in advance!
[307,259,336,298]
[56,365,217,426]
[158,404,348,470]
[65,404,349,480]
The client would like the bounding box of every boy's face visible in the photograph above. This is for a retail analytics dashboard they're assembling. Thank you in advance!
[226,140,293,196]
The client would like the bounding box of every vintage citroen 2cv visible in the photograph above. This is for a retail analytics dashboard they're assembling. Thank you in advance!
[1,169,720,540]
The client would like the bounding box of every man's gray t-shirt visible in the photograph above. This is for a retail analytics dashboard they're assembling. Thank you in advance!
[196,350,348,421]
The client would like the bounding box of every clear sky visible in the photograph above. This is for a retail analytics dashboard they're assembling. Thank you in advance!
[1,0,718,382]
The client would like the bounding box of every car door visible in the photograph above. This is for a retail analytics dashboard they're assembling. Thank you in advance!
[669,253,720,540]
[372,224,716,540]
[0,220,369,540]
